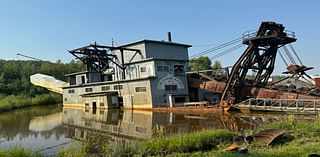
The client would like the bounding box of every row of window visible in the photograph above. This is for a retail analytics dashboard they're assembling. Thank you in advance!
[157,65,185,76]
[113,85,123,90]
[68,85,147,93]
[69,84,176,94]
[138,65,185,75]
[157,65,169,72]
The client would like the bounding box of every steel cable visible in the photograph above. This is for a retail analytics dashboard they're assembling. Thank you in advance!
[190,37,242,58]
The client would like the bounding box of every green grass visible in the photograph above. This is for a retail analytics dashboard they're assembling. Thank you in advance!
[0,147,41,157]
[57,144,84,157]
[168,136,320,157]
[166,116,320,157]
[110,129,235,156]
[0,93,61,112]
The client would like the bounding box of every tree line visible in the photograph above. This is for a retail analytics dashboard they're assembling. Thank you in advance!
[0,60,82,97]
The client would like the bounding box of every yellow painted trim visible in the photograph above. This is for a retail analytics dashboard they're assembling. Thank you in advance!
[64,103,153,110]
[63,103,84,108]
[125,104,153,109]
[63,103,118,109]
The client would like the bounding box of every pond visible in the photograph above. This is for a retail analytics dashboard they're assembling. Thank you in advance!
[0,105,68,156]
[0,105,317,156]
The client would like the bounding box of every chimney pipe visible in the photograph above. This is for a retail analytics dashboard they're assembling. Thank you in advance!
[167,32,172,42]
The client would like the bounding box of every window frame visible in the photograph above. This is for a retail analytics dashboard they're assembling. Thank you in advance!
[135,86,147,92]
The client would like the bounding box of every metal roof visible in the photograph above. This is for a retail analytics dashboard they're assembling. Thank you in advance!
[118,39,192,48]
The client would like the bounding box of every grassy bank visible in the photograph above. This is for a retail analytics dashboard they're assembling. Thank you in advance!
[0,93,62,112]
[56,129,236,157]
[167,116,320,157]
[0,147,41,157]
[120,129,235,156]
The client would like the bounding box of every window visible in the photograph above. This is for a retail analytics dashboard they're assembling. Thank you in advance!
[140,67,147,72]
[68,89,75,93]
[85,120,92,126]
[85,88,93,92]
[175,97,186,103]
[136,127,147,134]
[101,86,110,91]
[163,66,169,71]
[101,124,109,130]
[114,85,123,90]
[81,76,85,84]
[100,102,104,107]
[165,85,177,91]
[174,65,185,76]
[135,86,147,92]
[157,65,169,72]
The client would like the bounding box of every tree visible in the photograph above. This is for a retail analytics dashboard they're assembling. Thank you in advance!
[212,60,225,76]
[190,56,212,71]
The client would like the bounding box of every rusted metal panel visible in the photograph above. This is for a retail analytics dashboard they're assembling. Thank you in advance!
[297,94,320,99]
[280,92,298,99]
[188,77,204,88]
[254,88,280,99]
[201,80,225,93]
[314,77,320,88]
[188,77,225,93]
[246,129,285,146]
[216,82,226,93]
[247,87,320,100]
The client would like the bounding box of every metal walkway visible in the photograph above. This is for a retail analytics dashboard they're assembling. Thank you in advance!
[233,98,320,112]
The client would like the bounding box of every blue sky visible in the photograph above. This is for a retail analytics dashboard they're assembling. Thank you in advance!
[0,0,319,75]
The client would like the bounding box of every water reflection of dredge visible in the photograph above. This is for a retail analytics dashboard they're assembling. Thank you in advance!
[62,108,313,144]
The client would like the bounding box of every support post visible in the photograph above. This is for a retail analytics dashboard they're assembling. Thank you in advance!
[120,49,125,80]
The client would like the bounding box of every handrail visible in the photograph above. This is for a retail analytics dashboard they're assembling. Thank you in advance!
[234,98,320,112]
[242,29,296,41]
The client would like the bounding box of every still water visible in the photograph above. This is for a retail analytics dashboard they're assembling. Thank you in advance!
[0,105,317,156]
